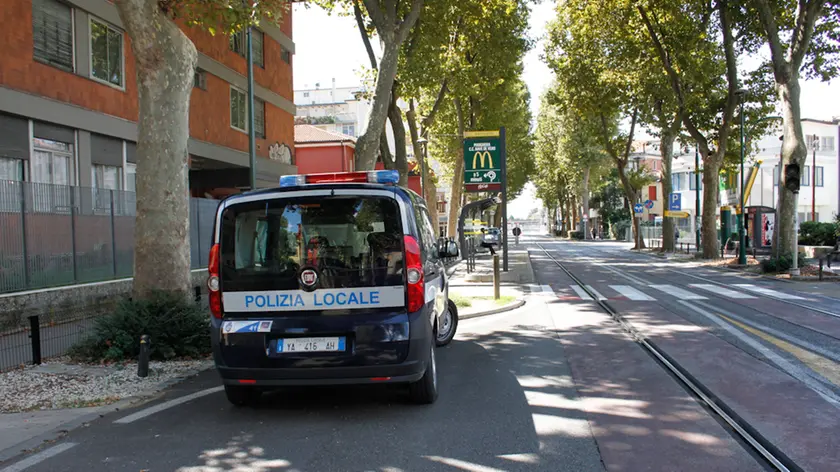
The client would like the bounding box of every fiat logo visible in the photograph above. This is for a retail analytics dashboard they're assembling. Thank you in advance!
[301,269,318,287]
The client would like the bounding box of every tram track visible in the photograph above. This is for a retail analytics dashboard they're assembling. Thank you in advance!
[536,242,803,472]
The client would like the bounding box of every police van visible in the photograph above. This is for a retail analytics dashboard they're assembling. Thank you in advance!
[207,170,459,406]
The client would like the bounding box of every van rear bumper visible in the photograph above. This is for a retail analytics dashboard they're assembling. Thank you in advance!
[217,359,426,386]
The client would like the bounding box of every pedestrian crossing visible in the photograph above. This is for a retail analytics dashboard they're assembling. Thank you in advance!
[533,282,806,303]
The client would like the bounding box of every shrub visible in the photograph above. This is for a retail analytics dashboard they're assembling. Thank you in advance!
[799,221,837,246]
[69,291,210,362]
[761,254,793,273]
[568,231,584,240]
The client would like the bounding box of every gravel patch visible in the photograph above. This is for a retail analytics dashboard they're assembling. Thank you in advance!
[0,358,213,413]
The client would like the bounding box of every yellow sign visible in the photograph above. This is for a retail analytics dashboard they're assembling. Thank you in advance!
[665,211,690,218]
[464,130,500,138]
[472,151,494,169]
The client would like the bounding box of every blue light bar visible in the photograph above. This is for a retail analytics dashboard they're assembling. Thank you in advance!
[370,170,400,184]
[279,175,306,187]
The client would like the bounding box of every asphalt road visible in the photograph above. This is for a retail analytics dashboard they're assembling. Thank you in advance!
[11,235,840,471]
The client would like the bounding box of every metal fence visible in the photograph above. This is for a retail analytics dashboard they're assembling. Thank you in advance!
[0,180,219,294]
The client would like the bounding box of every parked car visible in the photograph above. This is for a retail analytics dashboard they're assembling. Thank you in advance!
[207,170,459,407]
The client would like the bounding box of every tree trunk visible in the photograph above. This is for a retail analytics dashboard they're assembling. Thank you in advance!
[379,130,395,170]
[406,103,441,235]
[115,0,197,299]
[660,134,675,252]
[582,166,591,239]
[387,85,408,186]
[355,37,401,170]
[570,194,579,232]
[447,97,466,237]
[773,80,807,258]
[701,161,722,258]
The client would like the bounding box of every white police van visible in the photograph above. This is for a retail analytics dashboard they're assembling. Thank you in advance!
[207,170,458,406]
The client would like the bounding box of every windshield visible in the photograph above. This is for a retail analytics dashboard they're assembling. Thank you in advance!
[220,195,404,291]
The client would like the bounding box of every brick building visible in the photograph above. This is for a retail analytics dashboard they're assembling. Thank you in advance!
[0,0,297,197]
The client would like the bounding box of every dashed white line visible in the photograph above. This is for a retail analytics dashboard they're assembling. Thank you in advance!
[0,443,77,472]
[570,285,593,300]
[610,285,656,301]
[690,284,756,299]
[585,285,607,301]
[649,285,707,300]
[733,284,806,300]
[113,386,224,424]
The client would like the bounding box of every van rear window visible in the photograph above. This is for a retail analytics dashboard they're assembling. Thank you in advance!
[220,196,404,291]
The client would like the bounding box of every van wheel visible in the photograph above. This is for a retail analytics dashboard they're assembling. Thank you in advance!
[435,300,459,347]
[225,385,261,407]
[408,341,438,404]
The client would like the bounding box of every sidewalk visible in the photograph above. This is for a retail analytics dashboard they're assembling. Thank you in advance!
[447,247,533,319]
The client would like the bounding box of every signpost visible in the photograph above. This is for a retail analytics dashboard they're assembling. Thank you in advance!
[464,129,508,271]
[633,203,643,250]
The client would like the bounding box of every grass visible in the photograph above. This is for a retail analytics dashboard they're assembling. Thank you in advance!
[449,294,517,308]
[449,293,473,308]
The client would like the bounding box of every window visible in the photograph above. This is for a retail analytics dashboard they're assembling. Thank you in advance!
[821,136,835,151]
[254,98,265,139]
[816,166,824,187]
[31,138,73,185]
[281,46,291,64]
[32,0,74,71]
[671,173,683,191]
[125,163,136,192]
[801,165,810,187]
[798,212,819,223]
[303,92,310,98]
[230,29,264,67]
[773,165,779,186]
[230,87,247,131]
[91,164,122,190]
[341,124,355,136]
[90,17,124,87]
[194,69,207,90]
[689,173,703,190]
[648,185,657,201]
[0,157,25,181]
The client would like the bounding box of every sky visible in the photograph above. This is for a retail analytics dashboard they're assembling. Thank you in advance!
[292,2,840,219]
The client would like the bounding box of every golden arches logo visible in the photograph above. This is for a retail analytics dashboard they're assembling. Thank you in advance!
[472,151,493,169]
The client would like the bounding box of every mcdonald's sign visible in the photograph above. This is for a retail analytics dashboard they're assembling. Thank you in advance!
[463,130,502,192]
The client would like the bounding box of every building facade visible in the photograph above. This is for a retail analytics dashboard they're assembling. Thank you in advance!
[0,0,297,197]
[293,125,356,175]
[294,80,369,138]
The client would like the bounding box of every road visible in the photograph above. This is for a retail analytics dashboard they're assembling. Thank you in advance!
[3,236,840,471]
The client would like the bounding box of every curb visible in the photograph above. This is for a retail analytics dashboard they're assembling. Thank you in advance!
[0,365,212,464]
[460,298,526,320]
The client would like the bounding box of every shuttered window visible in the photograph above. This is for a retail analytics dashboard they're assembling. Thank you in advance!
[32,0,74,71]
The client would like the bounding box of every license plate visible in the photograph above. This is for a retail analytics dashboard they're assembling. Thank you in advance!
[276,337,345,353]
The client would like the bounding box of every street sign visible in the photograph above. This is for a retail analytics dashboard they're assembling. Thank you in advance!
[634,203,644,214]
[464,131,502,192]
[665,210,690,218]
[669,193,681,211]
[644,199,654,210]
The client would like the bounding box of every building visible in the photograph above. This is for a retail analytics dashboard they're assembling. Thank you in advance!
[294,125,356,175]
[294,80,369,138]
[0,0,297,198]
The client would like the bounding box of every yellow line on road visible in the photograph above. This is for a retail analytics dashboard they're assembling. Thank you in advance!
[719,314,840,388]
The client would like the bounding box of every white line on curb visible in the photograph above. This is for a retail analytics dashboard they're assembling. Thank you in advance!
[0,443,77,472]
[113,386,224,424]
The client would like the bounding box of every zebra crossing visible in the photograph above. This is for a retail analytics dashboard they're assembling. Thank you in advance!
[530,283,803,303]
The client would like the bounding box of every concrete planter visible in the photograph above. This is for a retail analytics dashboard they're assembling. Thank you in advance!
[798,246,834,259]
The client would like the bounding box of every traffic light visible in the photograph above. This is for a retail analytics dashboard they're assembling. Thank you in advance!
[784,163,801,193]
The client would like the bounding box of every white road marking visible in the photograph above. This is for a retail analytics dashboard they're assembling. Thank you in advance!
[689,284,756,299]
[113,386,224,424]
[424,455,507,472]
[596,263,650,286]
[539,284,555,296]
[649,285,707,300]
[733,284,806,300]
[610,285,656,301]
[585,285,607,301]
[570,285,593,300]
[0,443,77,472]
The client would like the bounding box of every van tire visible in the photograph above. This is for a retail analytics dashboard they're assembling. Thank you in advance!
[435,300,458,347]
[408,341,438,404]
[225,385,261,407]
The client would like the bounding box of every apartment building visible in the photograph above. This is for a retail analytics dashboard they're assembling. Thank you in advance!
[0,0,297,198]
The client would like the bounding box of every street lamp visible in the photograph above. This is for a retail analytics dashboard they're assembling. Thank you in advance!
[735,88,748,264]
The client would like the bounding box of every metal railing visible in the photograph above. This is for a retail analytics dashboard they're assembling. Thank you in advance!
[0,180,219,294]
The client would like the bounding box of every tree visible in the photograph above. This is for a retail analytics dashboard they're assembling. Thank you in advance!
[114,0,288,299]
[746,0,840,256]
[319,0,424,171]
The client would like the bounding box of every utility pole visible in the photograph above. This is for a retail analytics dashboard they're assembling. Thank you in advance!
[246,26,257,190]
[695,144,701,250]
[736,88,747,265]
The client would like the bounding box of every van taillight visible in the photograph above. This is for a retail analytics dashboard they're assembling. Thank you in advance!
[404,235,424,312]
[208,243,222,319]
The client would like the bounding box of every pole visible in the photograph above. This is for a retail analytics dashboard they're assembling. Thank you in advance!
[738,100,746,264]
[812,135,817,222]
[695,144,701,250]
[109,189,117,276]
[493,254,500,300]
[246,26,257,190]
[501,127,508,272]
[791,208,800,275]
